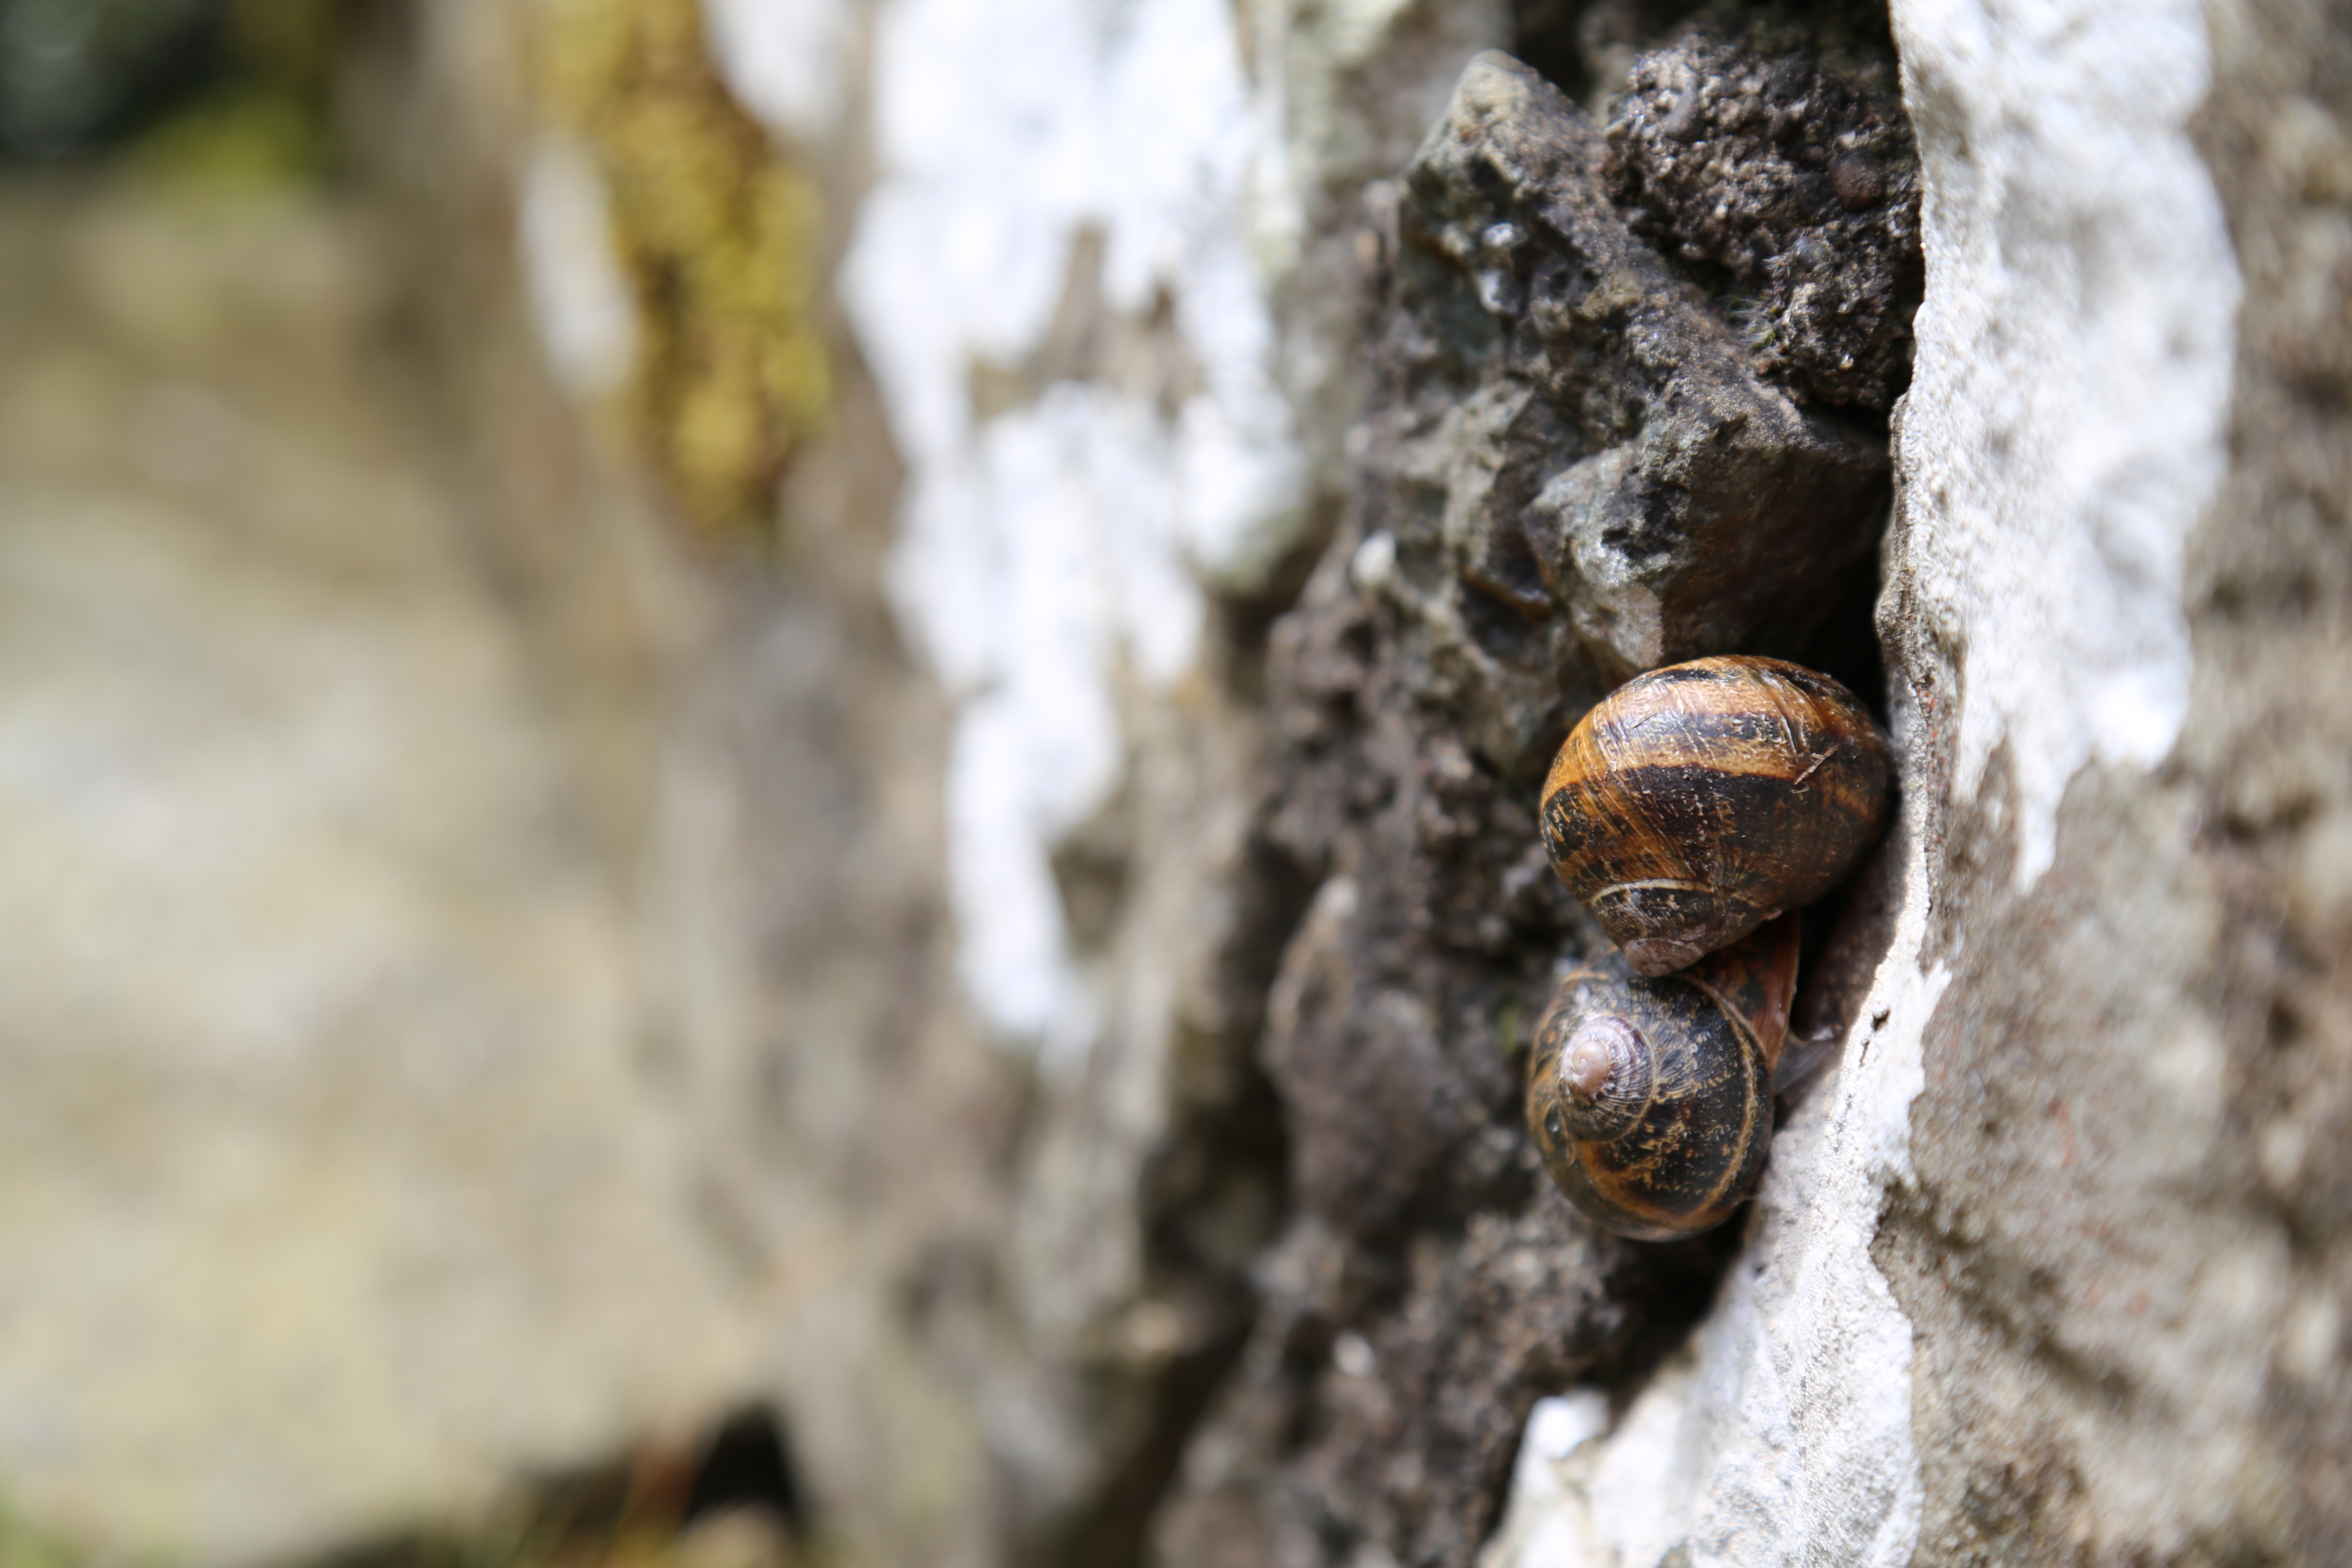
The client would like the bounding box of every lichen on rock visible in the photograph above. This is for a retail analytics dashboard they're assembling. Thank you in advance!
[541,0,830,536]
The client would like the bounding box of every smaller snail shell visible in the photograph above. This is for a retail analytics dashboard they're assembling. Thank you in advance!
[1527,916,1798,1240]
[1540,655,1891,976]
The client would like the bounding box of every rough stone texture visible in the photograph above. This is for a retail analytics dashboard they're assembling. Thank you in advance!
[1482,0,2352,1561]
[1401,54,1892,696]
[13,0,2343,1564]
[2188,6,2352,1552]
[536,1,2347,1562]
[811,4,1533,1565]
[1873,0,2352,1560]
[1151,40,1911,1568]
[1605,32,1921,410]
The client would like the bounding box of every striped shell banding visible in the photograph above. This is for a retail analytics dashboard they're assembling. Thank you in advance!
[1527,916,1799,1240]
[1539,655,1891,977]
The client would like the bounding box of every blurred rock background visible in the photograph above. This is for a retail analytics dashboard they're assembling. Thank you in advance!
[0,1,2346,1566]
[0,1,957,1561]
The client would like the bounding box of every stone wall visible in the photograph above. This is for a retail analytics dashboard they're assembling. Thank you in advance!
[0,0,2343,1563]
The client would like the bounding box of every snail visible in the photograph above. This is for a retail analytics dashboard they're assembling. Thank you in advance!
[1539,654,1891,977]
[1527,915,1799,1240]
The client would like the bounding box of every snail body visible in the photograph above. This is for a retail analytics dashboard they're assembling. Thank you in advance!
[1527,916,1799,1240]
[1539,655,1890,977]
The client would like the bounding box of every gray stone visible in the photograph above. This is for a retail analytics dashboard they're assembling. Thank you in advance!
[1395,52,1891,695]
[35,2,2330,1565]
[1877,0,2352,1559]
[0,184,764,1565]
[1604,33,1921,411]
[1481,0,2352,1562]
[1152,35,1917,1568]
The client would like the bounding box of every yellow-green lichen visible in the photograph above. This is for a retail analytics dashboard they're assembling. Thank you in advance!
[542,0,831,537]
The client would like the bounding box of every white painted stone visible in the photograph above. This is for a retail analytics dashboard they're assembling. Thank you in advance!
[1892,0,2238,888]
[702,0,858,145]
[517,139,637,397]
[1481,857,1946,1568]
[1480,0,2239,1561]
[936,387,1183,1050]
[842,0,1307,1052]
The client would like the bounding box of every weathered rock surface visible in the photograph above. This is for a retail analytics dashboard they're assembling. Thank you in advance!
[1152,40,1914,1568]
[1482,0,2352,1562]
[1877,0,2352,1559]
[1398,54,1892,702]
[819,4,1529,1564]
[0,184,765,1565]
[11,0,2345,1564]
[1605,33,1921,410]
[579,2,2350,1562]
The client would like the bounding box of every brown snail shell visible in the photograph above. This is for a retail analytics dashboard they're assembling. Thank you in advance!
[1539,655,1891,977]
[1527,916,1798,1240]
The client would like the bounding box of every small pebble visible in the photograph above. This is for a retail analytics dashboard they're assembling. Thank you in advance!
[1830,150,1886,211]
[1663,90,1706,143]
